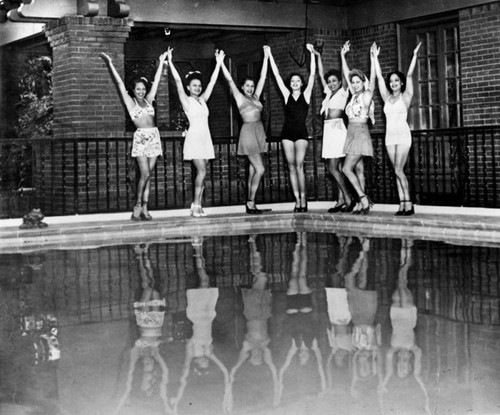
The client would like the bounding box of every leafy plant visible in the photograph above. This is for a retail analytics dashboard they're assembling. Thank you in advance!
[15,56,53,138]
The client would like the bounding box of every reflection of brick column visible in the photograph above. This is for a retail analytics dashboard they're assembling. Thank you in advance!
[42,17,134,214]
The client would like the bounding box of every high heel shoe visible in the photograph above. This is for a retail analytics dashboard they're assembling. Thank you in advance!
[328,202,346,213]
[395,200,406,216]
[246,201,263,215]
[131,204,142,221]
[300,200,308,213]
[191,203,207,218]
[367,195,374,208]
[344,199,356,213]
[359,195,370,215]
[294,202,301,213]
[403,200,415,216]
[139,202,153,221]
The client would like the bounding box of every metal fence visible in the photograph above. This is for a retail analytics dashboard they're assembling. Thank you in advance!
[1,126,499,218]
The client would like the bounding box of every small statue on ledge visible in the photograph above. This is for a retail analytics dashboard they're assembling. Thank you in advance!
[19,208,48,229]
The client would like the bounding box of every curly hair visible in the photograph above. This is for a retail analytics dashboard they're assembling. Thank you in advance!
[324,69,342,83]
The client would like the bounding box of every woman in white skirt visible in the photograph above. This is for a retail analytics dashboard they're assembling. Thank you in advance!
[312,48,354,213]
[101,51,167,221]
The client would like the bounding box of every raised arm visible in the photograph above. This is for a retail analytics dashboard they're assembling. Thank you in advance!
[266,46,290,101]
[403,42,422,106]
[146,51,168,102]
[340,41,354,94]
[372,43,389,101]
[303,43,317,103]
[361,43,376,106]
[166,47,190,110]
[311,46,327,90]
[254,46,270,99]
[100,52,135,111]
[200,49,225,102]
[220,57,243,103]
[368,43,377,93]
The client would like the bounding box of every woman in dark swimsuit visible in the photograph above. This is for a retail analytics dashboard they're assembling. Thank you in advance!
[267,45,316,212]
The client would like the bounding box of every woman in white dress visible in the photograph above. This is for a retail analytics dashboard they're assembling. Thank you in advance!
[167,47,225,217]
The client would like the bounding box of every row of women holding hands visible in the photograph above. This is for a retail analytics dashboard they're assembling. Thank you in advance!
[101,39,421,220]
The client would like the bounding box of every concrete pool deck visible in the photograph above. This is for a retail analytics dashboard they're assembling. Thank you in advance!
[1,202,500,252]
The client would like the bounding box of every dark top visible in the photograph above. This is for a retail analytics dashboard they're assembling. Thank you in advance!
[281,93,309,142]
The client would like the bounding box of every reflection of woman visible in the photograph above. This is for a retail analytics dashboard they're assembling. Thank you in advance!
[229,235,279,411]
[114,244,171,415]
[344,238,383,398]
[325,236,355,389]
[172,237,230,414]
[378,240,431,414]
[278,232,326,403]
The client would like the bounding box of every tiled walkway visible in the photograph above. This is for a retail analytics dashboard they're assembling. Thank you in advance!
[1,202,500,252]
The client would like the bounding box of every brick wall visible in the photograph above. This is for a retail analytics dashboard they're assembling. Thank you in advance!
[43,17,156,213]
[460,2,500,127]
[459,4,500,206]
[45,16,133,139]
[253,25,399,203]
[9,4,499,214]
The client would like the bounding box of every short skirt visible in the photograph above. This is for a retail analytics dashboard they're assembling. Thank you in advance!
[183,125,215,161]
[238,121,267,156]
[322,118,347,159]
[132,127,162,158]
[343,122,373,157]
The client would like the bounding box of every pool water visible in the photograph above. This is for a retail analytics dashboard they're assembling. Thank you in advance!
[1,231,499,415]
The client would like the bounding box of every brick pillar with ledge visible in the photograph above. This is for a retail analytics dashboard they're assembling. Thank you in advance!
[43,16,136,215]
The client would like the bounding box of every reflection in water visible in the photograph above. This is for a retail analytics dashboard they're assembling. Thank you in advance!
[114,244,171,414]
[229,235,279,410]
[344,238,383,399]
[325,236,354,390]
[0,253,61,414]
[378,239,431,415]
[278,232,327,403]
[1,233,500,414]
[172,237,231,415]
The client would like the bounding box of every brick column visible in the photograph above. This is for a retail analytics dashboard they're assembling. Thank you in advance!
[42,17,134,215]
[46,16,133,138]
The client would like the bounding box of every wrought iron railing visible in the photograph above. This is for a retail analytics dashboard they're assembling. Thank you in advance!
[1,126,499,218]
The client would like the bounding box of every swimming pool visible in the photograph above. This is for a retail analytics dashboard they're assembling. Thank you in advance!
[1,226,499,415]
